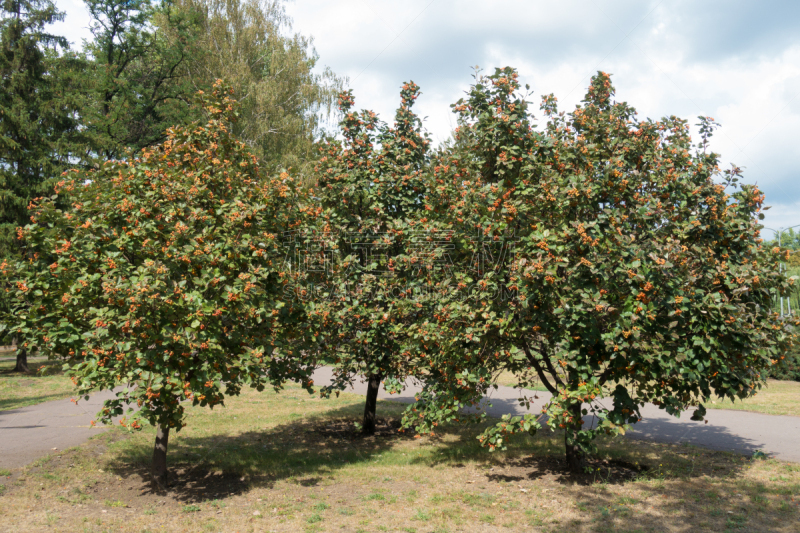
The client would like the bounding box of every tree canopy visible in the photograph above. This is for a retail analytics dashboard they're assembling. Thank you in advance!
[396,68,796,471]
[2,80,316,485]
[305,82,431,433]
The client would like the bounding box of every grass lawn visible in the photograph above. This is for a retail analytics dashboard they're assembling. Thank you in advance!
[0,386,798,532]
[0,354,77,412]
[706,380,800,417]
[495,371,800,417]
[495,370,551,392]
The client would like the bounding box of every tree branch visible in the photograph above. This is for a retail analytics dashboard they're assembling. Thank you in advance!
[539,340,565,388]
[520,339,558,395]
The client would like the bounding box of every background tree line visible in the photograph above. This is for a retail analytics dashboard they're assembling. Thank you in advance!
[765,227,800,379]
[1,0,341,255]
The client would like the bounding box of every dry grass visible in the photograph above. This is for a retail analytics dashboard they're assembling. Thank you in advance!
[0,385,798,533]
[496,371,800,417]
[495,370,550,392]
[706,380,800,417]
[0,355,76,412]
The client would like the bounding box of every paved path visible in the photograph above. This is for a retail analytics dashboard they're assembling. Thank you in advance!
[311,368,800,463]
[1,370,798,470]
[0,390,117,470]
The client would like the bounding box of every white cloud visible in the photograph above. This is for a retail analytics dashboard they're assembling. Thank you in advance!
[51,0,93,49]
[286,0,800,229]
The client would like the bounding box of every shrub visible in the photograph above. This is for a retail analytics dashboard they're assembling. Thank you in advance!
[398,68,796,471]
[304,82,431,433]
[2,80,314,487]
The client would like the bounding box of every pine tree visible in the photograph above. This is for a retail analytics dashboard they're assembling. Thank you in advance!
[0,0,70,252]
[0,0,73,371]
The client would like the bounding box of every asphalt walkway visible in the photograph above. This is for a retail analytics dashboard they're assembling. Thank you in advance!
[0,390,117,470]
[1,369,798,470]
[310,368,800,463]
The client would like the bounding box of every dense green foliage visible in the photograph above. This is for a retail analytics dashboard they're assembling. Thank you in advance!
[392,69,795,470]
[68,0,203,165]
[0,0,74,256]
[70,0,342,171]
[1,81,315,479]
[304,83,430,432]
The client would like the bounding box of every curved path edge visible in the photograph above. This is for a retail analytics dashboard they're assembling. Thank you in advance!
[0,389,118,470]
[310,367,800,463]
[1,370,797,470]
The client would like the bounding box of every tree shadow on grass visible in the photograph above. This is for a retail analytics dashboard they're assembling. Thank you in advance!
[414,429,652,488]
[97,394,796,533]
[411,422,799,532]
[105,403,419,502]
[557,455,799,533]
[411,417,759,487]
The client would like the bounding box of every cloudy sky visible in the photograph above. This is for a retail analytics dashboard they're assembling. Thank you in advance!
[52,0,800,235]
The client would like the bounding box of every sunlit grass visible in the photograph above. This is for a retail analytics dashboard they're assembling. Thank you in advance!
[706,379,800,417]
[1,385,798,532]
[0,355,76,412]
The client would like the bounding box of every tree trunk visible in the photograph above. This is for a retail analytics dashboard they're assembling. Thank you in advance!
[362,373,382,435]
[13,346,28,373]
[564,402,586,474]
[152,423,170,489]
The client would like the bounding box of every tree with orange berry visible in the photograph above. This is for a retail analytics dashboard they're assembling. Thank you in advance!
[399,68,796,472]
[301,82,432,434]
[1,80,315,487]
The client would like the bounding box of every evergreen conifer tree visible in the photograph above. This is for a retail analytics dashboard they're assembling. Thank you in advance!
[0,0,74,371]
